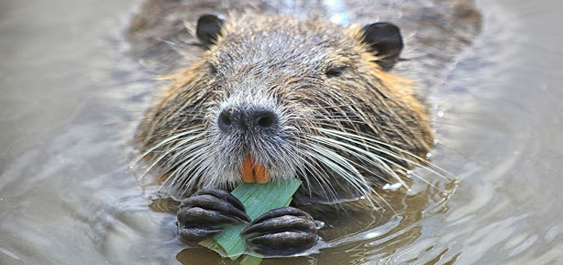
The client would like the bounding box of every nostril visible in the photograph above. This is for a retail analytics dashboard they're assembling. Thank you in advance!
[256,115,274,127]
[218,109,233,131]
[254,110,277,129]
[220,112,232,125]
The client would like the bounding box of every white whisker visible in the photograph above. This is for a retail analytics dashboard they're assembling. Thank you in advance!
[317,128,454,180]
[135,131,207,183]
[308,135,409,188]
[304,143,381,209]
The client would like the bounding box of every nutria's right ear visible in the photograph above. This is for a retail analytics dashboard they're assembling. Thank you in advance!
[196,14,224,48]
[361,22,403,71]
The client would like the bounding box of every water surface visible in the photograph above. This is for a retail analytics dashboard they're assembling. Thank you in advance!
[1,0,563,264]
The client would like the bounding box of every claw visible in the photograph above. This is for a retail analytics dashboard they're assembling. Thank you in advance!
[241,215,316,235]
[180,194,250,223]
[246,231,317,248]
[191,189,247,213]
[241,206,319,256]
[251,207,312,224]
[176,188,250,244]
[178,206,243,226]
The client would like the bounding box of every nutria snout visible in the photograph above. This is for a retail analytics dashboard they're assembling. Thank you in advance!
[217,106,279,133]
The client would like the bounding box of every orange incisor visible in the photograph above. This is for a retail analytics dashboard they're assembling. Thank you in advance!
[240,155,269,183]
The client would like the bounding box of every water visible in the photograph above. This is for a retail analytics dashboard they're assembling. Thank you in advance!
[1,0,563,264]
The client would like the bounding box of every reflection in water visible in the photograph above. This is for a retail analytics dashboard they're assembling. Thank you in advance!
[1,0,563,264]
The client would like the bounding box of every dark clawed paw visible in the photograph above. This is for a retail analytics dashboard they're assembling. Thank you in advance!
[241,207,318,256]
[177,188,251,244]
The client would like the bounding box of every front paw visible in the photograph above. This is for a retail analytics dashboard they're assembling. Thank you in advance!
[177,188,251,244]
[241,207,318,256]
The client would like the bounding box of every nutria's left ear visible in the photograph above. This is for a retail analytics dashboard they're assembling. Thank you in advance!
[196,14,224,48]
[361,22,403,71]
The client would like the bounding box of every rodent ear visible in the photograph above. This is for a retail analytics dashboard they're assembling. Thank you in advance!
[361,22,403,71]
[196,14,224,48]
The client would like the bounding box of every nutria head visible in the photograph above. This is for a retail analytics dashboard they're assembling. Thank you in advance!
[134,12,433,206]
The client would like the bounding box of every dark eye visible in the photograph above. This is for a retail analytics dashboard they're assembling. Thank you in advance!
[208,63,218,75]
[325,66,348,78]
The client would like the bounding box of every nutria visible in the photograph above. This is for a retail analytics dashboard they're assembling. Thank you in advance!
[129,0,481,256]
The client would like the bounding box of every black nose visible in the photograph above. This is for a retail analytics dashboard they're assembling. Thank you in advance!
[218,107,278,133]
